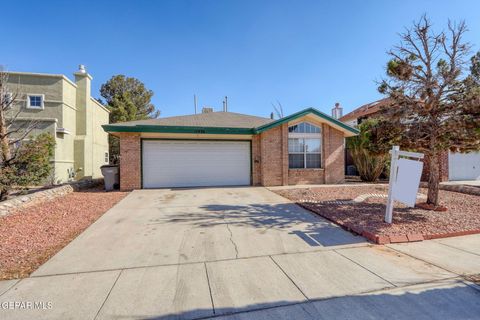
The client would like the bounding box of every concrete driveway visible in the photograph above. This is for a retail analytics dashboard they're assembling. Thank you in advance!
[1,187,479,320]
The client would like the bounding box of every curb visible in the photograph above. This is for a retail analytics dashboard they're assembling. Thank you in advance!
[297,202,480,245]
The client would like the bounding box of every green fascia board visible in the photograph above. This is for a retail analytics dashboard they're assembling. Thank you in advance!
[253,107,359,135]
[102,124,254,135]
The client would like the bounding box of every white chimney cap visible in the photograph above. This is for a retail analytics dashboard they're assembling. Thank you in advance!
[78,65,87,73]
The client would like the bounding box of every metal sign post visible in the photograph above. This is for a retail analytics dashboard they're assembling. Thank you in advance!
[385,146,399,224]
[385,146,424,224]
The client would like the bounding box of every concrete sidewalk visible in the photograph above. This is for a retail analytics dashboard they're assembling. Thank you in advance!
[0,187,479,319]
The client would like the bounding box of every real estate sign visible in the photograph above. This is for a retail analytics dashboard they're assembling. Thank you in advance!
[385,146,424,224]
[393,158,424,207]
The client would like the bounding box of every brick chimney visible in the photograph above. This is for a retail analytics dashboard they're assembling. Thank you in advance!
[331,102,343,119]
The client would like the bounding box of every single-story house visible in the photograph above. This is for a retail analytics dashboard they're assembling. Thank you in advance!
[102,107,359,190]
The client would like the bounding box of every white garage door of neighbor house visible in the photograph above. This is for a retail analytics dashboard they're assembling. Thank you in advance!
[449,151,480,181]
[142,140,251,188]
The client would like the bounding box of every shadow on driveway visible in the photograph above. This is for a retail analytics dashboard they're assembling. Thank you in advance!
[152,203,365,247]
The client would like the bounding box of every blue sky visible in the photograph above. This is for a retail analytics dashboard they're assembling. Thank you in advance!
[1,0,479,118]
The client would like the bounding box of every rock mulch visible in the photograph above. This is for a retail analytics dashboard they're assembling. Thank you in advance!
[0,179,103,217]
[0,187,128,280]
[274,185,480,244]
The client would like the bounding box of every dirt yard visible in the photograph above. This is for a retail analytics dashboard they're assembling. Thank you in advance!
[0,188,128,280]
[274,185,480,241]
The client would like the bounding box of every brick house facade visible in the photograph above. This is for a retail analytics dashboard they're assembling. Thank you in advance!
[104,108,358,191]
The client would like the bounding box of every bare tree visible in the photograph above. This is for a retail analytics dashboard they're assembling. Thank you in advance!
[375,16,480,207]
[0,67,39,199]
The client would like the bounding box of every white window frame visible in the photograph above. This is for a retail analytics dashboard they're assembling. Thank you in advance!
[26,94,45,110]
[288,122,322,169]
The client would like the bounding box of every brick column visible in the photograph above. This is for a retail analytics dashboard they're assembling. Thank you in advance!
[323,125,345,184]
[281,123,289,186]
[251,135,262,186]
[259,126,284,186]
[119,133,141,191]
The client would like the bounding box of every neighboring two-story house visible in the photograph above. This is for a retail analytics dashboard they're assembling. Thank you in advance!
[340,98,480,182]
[6,65,109,183]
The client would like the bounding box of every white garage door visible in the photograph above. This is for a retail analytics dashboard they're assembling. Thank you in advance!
[449,151,480,181]
[142,140,251,188]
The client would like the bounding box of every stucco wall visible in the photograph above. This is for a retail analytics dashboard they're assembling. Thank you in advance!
[6,73,64,115]
[52,80,78,183]
[91,98,109,178]
[6,71,109,183]
[73,73,109,180]
[6,74,68,182]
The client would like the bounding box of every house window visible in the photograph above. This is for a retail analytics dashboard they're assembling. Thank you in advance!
[27,94,44,109]
[288,122,322,169]
[105,152,109,163]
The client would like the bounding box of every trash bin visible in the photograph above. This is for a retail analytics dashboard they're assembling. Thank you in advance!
[101,165,119,191]
[346,165,358,176]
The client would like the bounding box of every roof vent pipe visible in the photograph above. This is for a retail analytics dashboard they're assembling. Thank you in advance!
[194,94,198,114]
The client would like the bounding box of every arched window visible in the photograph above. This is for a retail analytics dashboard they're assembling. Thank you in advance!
[288,122,322,168]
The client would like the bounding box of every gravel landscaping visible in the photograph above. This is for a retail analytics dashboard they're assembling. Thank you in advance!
[273,185,480,243]
[0,187,128,280]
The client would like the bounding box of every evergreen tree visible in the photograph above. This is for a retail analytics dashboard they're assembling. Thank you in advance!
[100,75,159,162]
[374,16,480,206]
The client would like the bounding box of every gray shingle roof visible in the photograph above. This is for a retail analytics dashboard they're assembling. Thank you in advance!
[110,111,274,129]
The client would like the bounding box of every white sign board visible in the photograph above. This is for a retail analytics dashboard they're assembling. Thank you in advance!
[385,146,424,224]
[392,158,424,207]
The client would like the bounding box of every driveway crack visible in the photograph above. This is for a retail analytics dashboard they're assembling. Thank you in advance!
[225,222,239,259]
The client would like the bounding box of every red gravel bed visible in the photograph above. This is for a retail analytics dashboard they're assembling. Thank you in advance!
[274,185,480,244]
[0,188,128,280]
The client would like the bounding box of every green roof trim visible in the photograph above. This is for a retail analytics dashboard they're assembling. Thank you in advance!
[102,124,254,135]
[253,107,359,135]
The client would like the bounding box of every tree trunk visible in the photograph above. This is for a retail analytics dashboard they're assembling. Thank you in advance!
[0,110,11,163]
[0,81,13,200]
[427,152,440,206]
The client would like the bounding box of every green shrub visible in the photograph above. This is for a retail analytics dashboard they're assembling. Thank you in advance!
[347,119,388,182]
[0,133,55,199]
